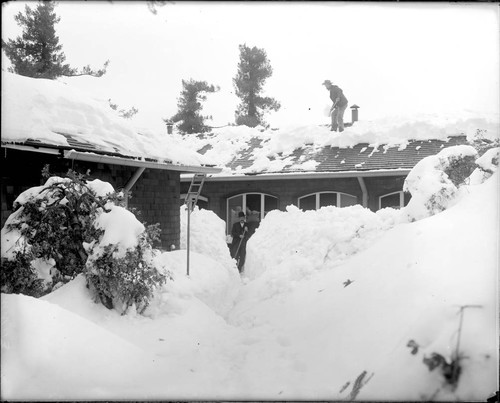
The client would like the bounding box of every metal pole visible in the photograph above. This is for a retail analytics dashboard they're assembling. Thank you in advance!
[452,304,482,384]
[187,203,191,276]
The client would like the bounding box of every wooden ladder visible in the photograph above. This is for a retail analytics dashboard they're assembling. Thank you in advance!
[185,173,206,211]
[185,173,207,276]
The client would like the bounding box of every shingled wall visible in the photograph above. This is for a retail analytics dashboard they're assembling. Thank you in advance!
[181,175,406,223]
[1,148,181,250]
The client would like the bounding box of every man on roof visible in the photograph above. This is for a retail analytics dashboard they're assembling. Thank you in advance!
[322,80,348,132]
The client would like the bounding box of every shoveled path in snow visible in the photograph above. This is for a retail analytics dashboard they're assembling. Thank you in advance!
[5,175,496,401]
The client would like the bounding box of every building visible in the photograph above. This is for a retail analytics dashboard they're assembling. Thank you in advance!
[179,111,471,235]
[1,72,220,249]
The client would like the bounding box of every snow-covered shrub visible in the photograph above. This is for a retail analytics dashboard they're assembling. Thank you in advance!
[403,145,478,221]
[0,252,45,297]
[469,147,499,185]
[1,168,168,315]
[470,128,500,156]
[0,168,116,295]
[84,218,168,315]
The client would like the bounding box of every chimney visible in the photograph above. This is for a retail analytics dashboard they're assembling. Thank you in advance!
[350,104,360,123]
[165,119,174,134]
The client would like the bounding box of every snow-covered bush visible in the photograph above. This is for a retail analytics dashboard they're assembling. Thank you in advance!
[403,145,478,221]
[470,128,500,156]
[1,169,115,295]
[469,147,499,185]
[1,168,168,315]
[84,214,167,315]
[0,252,45,297]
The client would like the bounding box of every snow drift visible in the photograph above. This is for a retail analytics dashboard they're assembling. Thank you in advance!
[1,148,498,401]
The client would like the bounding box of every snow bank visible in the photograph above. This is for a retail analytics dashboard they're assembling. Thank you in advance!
[1,171,497,400]
[179,205,236,272]
[229,172,498,401]
[153,250,240,316]
[245,204,402,285]
[1,132,498,400]
[403,145,478,221]
[0,292,158,400]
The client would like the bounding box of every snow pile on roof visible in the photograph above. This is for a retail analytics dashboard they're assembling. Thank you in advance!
[1,72,215,167]
[176,111,499,175]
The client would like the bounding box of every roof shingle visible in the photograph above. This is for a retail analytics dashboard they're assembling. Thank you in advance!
[220,135,469,174]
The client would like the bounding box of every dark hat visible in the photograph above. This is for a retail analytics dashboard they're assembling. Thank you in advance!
[238,212,246,218]
[322,80,332,86]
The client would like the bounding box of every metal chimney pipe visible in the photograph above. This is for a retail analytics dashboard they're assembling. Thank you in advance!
[350,104,360,123]
[165,120,174,134]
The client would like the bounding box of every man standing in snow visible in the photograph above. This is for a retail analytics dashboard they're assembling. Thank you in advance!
[322,80,348,132]
[230,211,249,273]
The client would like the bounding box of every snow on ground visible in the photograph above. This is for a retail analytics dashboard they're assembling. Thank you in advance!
[1,148,498,400]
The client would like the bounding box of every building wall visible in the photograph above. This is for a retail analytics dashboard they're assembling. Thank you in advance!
[124,168,180,250]
[1,148,180,249]
[363,175,407,211]
[182,176,399,221]
[181,175,408,229]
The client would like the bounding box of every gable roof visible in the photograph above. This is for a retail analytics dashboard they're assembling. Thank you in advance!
[225,135,469,174]
[184,131,470,180]
[1,72,220,174]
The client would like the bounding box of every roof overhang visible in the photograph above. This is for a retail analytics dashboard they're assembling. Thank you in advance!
[64,150,222,174]
[1,143,221,174]
[2,143,62,155]
[181,169,411,182]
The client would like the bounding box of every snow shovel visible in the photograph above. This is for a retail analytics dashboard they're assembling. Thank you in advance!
[234,227,248,261]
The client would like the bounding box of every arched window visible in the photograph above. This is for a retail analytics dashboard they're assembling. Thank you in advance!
[379,191,411,210]
[227,193,278,234]
[180,194,208,210]
[298,191,357,211]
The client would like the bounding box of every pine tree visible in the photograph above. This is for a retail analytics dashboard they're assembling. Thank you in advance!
[2,1,108,79]
[169,79,219,134]
[233,44,280,128]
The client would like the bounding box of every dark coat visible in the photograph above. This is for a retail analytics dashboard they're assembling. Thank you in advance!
[230,221,248,254]
[230,221,249,271]
[329,85,348,108]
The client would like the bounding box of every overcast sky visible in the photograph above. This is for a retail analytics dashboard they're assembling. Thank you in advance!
[2,1,499,130]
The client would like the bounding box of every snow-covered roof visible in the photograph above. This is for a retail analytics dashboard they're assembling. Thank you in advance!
[1,72,220,173]
[177,114,499,178]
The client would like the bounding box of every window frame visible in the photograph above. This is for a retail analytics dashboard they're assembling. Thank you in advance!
[226,192,278,233]
[297,191,357,210]
[379,191,405,210]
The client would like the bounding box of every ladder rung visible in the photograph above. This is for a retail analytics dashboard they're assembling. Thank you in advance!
[185,173,206,211]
